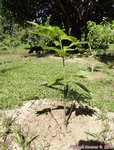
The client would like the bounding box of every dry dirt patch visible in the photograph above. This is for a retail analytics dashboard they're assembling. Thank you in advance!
[1,99,114,150]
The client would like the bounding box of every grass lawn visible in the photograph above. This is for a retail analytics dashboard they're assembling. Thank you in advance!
[0,52,114,111]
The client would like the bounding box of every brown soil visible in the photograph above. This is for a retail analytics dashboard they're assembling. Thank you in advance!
[1,99,114,150]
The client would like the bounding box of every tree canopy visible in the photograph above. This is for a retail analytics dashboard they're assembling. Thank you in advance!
[2,0,114,39]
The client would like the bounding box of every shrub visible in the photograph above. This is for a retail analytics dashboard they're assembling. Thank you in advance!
[87,18,114,51]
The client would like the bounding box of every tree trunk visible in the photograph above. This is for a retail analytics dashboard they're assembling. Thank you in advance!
[64,16,82,40]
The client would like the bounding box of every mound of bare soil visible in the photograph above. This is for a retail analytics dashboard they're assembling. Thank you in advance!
[1,99,114,150]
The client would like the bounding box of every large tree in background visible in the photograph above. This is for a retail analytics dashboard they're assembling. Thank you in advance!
[51,0,98,39]
[2,0,114,39]
[50,0,114,39]
[2,0,54,24]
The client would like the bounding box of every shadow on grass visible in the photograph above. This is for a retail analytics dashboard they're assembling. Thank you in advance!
[25,46,57,58]
[97,53,114,64]
[70,140,114,150]
[40,77,91,104]
[0,60,14,65]
[0,65,24,74]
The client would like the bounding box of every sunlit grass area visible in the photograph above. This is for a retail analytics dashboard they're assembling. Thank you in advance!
[0,53,114,111]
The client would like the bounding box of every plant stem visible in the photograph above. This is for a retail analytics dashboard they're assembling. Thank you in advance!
[60,38,67,129]
[91,55,94,73]
[63,57,65,67]
[62,56,67,129]
[88,43,94,73]
[63,97,67,129]
[49,109,62,130]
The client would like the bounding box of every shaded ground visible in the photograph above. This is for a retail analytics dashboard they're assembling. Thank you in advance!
[1,99,114,150]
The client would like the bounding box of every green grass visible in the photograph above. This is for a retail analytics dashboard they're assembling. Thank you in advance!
[0,44,29,54]
[0,53,114,111]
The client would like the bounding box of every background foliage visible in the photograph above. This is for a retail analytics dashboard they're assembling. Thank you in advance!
[0,0,114,53]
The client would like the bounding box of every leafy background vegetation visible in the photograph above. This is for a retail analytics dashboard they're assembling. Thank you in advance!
[0,0,114,52]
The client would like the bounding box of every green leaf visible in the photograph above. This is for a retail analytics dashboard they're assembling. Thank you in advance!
[69,41,87,47]
[69,42,78,47]
[42,45,66,57]
[27,21,39,27]
[85,132,98,138]
[48,78,64,86]
[14,131,25,146]
[68,36,78,42]
[61,35,73,41]
[53,41,60,46]
[40,78,64,92]
[63,46,69,51]
[27,21,88,57]
[70,82,90,93]
[56,50,66,57]
[76,70,91,77]
[63,46,75,52]
[76,82,90,93]
[40,78,64,87]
